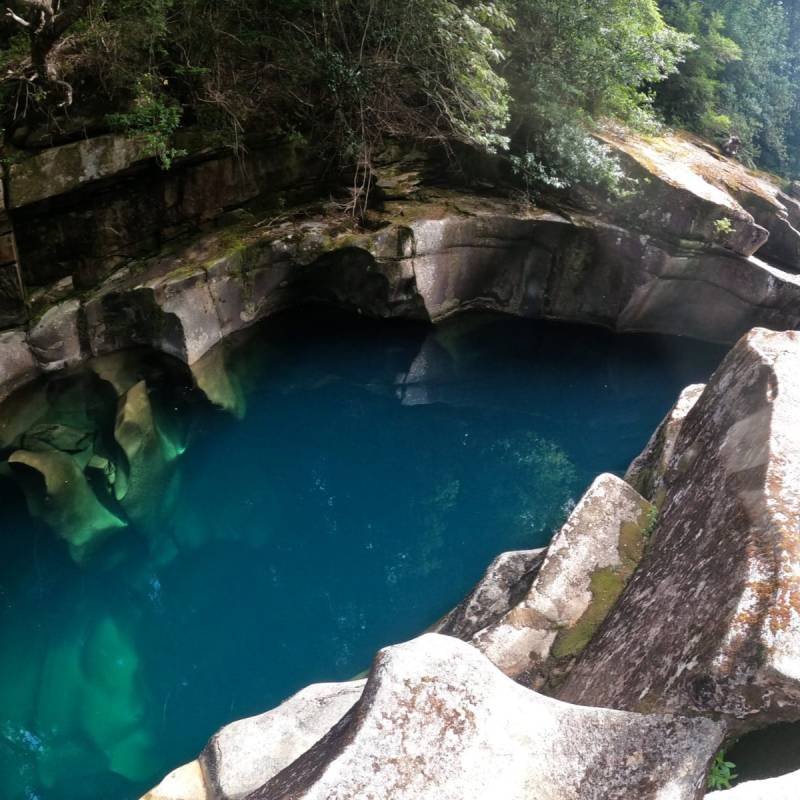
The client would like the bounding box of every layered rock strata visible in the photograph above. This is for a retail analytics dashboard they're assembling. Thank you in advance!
[3,127,800,404]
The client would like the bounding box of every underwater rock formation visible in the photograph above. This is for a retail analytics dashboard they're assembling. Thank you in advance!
[8,448,127,563]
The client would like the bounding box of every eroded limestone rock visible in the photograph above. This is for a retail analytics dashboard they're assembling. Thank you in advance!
[625,383,706,505]
[472,474,653,688]
[114,380,182,536]
[558,329,800,733]
[247,634,723,800]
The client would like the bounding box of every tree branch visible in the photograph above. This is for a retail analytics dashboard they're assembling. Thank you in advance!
[5,7,31,26]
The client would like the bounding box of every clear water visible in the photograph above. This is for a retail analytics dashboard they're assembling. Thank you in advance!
[0,311,724,800]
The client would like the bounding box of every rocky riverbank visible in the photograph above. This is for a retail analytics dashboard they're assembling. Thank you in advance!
[2,127,800,406]
[2,126,800,799]
[140,327,800,800]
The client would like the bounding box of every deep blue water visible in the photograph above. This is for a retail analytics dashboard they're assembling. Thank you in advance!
[0,311,724,800]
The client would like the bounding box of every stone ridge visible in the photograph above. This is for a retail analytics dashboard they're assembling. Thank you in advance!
[558,328,800,732]
[140,327,800,799]
[3,189,800,405]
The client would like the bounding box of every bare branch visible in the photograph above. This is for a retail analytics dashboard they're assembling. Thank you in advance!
[5,7,31,26]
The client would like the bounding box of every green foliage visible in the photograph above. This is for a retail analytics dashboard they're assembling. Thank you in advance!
[643,505,659,538]
[506,0,692,192]
[713,217,734,237]
[106,81,185,168]
[3,0,799,189]
[657,0,800,175]
[707,750,738,790]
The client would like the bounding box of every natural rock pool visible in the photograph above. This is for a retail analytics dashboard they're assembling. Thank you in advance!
[0,311,724,800]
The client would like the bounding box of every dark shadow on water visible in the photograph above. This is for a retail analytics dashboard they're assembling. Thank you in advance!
[727,720,800,784]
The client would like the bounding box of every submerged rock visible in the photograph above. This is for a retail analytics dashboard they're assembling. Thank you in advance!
[190,342,246,419]
[472,474,653,689]
[558,329,800,733]
[8,448,126,562]
[114,380,183,537]
[246,634,722,800]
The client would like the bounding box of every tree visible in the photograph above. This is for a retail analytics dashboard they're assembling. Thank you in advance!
[4,0,94,108]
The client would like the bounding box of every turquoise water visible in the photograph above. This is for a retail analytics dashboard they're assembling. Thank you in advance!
[0,311,723,799]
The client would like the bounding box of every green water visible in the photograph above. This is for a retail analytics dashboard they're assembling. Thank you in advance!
[0,311,724,799]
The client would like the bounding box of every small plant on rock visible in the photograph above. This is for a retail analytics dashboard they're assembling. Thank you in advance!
[707,750,738,791]
[713,217,735,238]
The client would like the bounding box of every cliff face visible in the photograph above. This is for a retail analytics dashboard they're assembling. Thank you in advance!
[1,126,800,404]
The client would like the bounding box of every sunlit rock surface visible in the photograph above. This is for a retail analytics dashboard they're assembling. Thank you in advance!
[598,128,800,271]
[706,769,800,799]
[200,681,366,800]
[245,634,722,800]
[472,474,652,689]
[558,329,800,733]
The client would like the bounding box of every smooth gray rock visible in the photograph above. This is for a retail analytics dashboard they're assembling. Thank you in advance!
[706,769,800,799]
[625,383,706,504]
[559,329,800,734]
[247,633,723,800]
[28,298,84,371]
[0,329,39,403]
[435,548,547,641]
[202,681,366,800]
[473,474,653,689]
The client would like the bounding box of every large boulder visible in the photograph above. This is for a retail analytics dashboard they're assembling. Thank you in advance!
[0,329,39,403]
[558,329,800,734]
[247,634,723,800]
[625,383,706,505]
[435,548,547,641]
[597,129,772,258]
[472,474,653,689]
[202,681,366,800]
[28,298,84,371]
[141,681,366,800]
